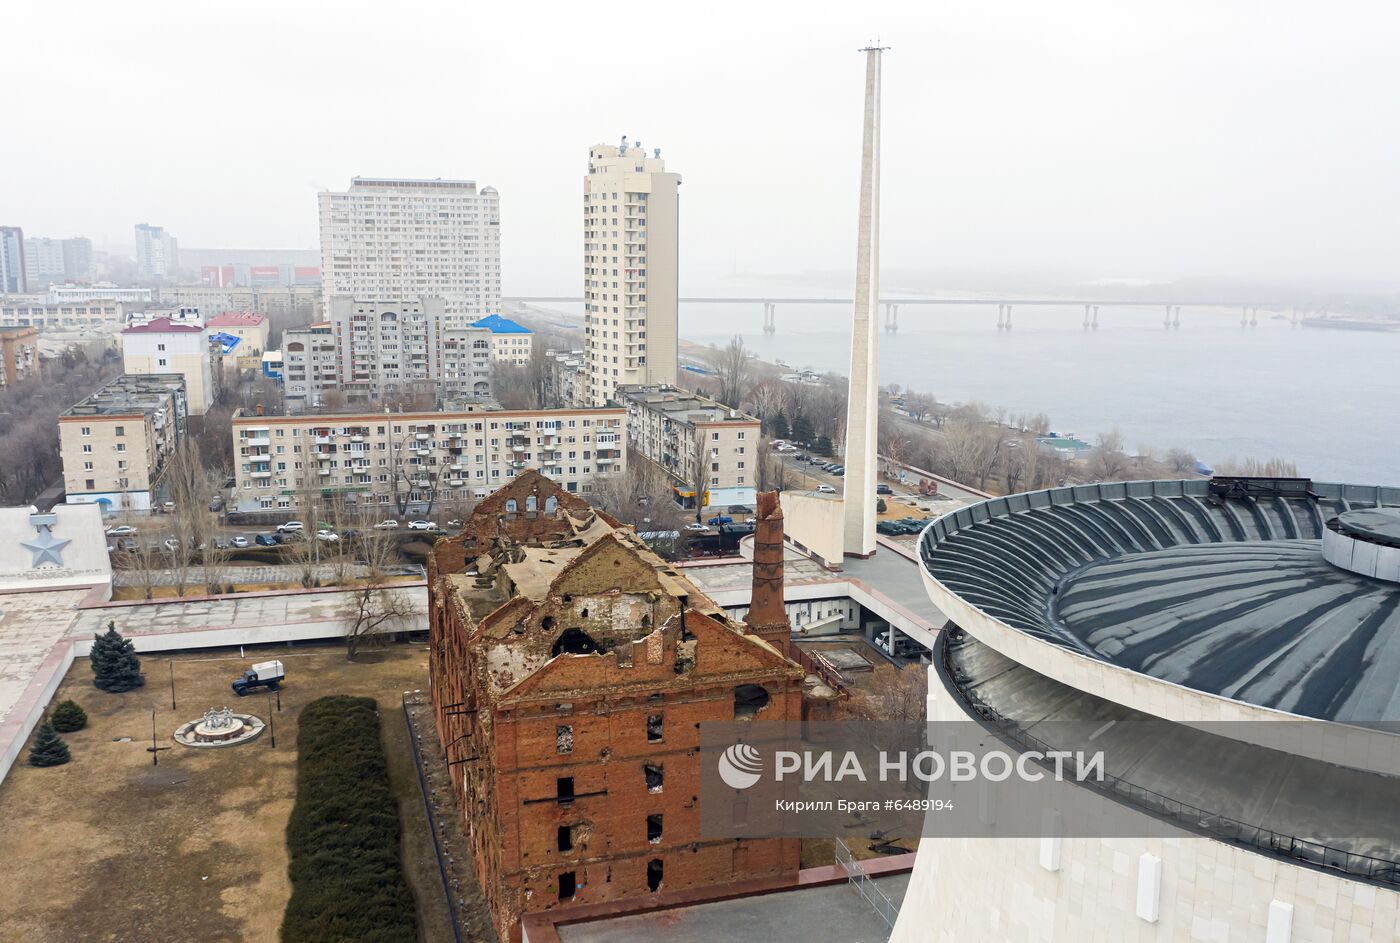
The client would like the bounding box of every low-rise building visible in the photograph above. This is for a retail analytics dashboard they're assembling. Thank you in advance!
[46,283,153,305]
[0,326,40,386]
[121,316,223,416]
[205,311,270,371]
[427,471,802,942]
[471,313,533,365]
[228,405,626,514]
[0,299,124,333]
[60,373,188,513]
[620,385,760,510]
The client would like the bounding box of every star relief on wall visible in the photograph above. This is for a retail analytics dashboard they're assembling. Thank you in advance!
[21,513,70,568]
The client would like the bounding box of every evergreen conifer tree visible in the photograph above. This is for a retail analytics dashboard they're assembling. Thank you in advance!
[51,700,88,733]
[791,414,815,444]
[771,411,790,440]
[90,623,145,693]
[28,722,71,767]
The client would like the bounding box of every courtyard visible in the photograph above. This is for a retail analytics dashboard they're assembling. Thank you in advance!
[0,642,463,943]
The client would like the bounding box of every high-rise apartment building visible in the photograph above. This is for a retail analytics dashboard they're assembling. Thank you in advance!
[582,140,680,406]
[318,177,501,327]
[0,227,26,294]
[134,223,179,279]
[21,236,91,284]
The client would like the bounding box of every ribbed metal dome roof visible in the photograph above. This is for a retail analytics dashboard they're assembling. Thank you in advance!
[920,479,1400,723]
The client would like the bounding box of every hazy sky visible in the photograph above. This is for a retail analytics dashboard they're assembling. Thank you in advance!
[6,1,1399,293]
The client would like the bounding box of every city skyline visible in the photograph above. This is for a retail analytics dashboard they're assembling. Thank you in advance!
[5,2,1400,293]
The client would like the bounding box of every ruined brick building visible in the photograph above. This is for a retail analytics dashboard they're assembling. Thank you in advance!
[428,471,803,941]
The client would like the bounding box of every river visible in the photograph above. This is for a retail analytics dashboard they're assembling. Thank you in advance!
[531,294,1400,486]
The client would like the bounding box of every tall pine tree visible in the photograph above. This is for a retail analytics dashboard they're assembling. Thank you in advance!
[90,623,145,693]
[28,722,71,767]
[770,411,791,440]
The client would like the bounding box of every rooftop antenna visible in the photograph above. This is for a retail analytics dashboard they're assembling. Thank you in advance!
[654,147,661,158]
[620,134,628,150]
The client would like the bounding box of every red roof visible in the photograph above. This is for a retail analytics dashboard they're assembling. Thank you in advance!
[122,317,205,334]
[207,311,266,328]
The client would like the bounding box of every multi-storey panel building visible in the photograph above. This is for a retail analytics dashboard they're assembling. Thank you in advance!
[22,237,67,284]
[620,386,760,510]
[60,373,187,513]
[280,322,338,410]
[0,299,124,332]
[46,283,152,305]
[134,223,178,279]
[228,406,626,514]
[158,284,319,321]
[582,141,680,405]
[0,326,39,386]
[427,472,803,942]
[324,296,492,404]
[318,177,500,327]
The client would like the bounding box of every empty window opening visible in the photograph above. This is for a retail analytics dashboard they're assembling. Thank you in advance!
[541,615,556,631]
[644,762,663,793]
[526,495,538,512]
[553,628,605,657]
[545,496,558,512]
[558,871,576,900]
[641,613,652,630]
[647,858,663,892]
[579,606,589,618]
[734,685,771,719]
[556,725,574,754]
[558,825,574,852]
[646,713,664,742]
[647,814,663,844]
[557,777,574,801]
[505,498,518,513]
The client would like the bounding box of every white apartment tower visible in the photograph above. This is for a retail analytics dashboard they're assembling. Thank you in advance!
[582,139,680,406]
[318,177,501,328]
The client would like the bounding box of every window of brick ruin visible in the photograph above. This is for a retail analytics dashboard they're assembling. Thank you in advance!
[557,825,574,852]
[556,724,574,754]
[505,498,518,513]
[527,495,538,512]
[734,685,771,719]
[552,628,605,657]
[644,762,663,793]
[646,713,664,742]
[647,858,663,892]
[557,777,574,801]
[558,871,576,900]
[542,616,556,631]
[546,496,558,513]
[647,815,663,844]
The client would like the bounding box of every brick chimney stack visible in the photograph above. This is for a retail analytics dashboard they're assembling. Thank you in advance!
[744,490,790,655]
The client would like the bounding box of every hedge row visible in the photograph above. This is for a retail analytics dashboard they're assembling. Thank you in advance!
[282,696,417,943]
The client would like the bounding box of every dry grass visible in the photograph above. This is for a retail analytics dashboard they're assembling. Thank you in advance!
[0,643,454,943]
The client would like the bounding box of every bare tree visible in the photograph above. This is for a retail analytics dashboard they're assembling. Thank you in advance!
[1089,428,1132,481]
[711,335,752,409]
[1166,447,1197,474]
[1217,457,1300,477]
[344,527,417,660]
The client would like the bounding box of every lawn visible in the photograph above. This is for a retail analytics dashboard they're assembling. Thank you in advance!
[0,642,457,943]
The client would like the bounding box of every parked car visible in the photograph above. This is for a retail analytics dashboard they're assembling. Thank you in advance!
[816,484,838,495]
[315,529,340,542]
[277,521,304,533]
[373,519,399,530]
[161,501,176,512]
[208,496,224,512]
[728,505,752,514]
[876,484,893,495]
[105,525,138,537]
[707,515,734,526]
[230,536,249,548]
[683,522,709,532]
[832,467,845,476]
[255,534,279,546]
[446,519,464,528]
[162,538,182,552]
[113,537,137,553]
[407,520,438,531]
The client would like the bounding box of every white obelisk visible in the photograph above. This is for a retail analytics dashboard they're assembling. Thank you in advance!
[843,45,886,558]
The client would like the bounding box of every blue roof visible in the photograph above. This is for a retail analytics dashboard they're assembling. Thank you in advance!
[471,314,532,335]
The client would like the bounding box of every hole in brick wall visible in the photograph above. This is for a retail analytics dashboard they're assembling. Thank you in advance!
[734,685,771,719]
[557,777,574,801]
[645,762,663,792]
[558,871,576,900]
[556,725,573,754]
[558,825,574,852]
[646,713,664,742]
[553,628,605,657]
[647,814,663,843]
[580,607,589,618]
[641,614,652,630]
[542,616,556,631]
[647,858,663,892]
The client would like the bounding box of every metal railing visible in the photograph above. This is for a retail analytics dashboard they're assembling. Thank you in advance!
[402,692,467,943]
[939,632,1400,888]
[834,837,899,932]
